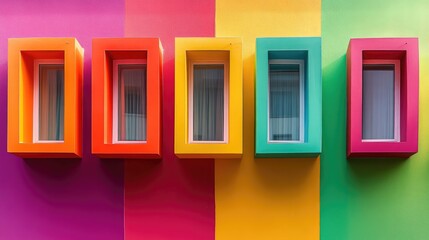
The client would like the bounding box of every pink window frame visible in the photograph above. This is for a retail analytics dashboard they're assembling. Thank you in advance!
[347,38,419,158]
[33,59,65,143]
[187,59,229,144]
[112,59,147,144]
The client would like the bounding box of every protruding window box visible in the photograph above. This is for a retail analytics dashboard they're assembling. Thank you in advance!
[175,38,242,159]
[347,38,419,158]
[7,38,83,158]
[255,37,322,158]
[92,38,162,159]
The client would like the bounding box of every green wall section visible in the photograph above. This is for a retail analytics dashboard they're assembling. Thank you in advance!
[322,0,429,239]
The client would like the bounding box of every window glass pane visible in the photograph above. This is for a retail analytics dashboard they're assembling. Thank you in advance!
[39,64,64,141]
[193,64,224,141]
[118,64,147,141]
[269,63,301,141]
[362,64,395,140]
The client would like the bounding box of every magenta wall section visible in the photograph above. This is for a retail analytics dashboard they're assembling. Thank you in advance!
[124,0,216,239]
[0,1,125,239]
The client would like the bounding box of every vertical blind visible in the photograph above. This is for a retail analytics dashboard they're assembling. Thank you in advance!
[362,64,396,140]
[38,64,64,141]
[269,63,301,141]
[118,64,147,141]
[193,64,224,141]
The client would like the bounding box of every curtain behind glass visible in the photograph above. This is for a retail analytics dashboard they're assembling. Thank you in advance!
[193,64,224,141]
[269,64,300,141]
[39,64,64,141]
[362,64,395,140]
[118,65,147,141]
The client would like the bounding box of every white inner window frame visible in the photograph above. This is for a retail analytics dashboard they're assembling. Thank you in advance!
[33,59,65,143]
[362,59,401,142]
[112,59,147,144]
[267,59,305,143]
[188,59,229,144]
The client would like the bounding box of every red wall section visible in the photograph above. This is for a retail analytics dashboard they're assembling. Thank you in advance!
[124,0,216,239]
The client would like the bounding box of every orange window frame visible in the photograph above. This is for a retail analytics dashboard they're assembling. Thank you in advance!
[7,38,83,158]
[92,38,162,159]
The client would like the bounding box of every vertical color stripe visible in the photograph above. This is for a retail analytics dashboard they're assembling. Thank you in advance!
[124,0,216,239]
[0,1,125,239]
[321,0,429,239]
[215,0,321,239]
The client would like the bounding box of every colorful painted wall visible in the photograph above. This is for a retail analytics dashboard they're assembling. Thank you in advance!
[0,0,428,239]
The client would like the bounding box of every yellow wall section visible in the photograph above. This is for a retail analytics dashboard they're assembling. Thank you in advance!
[215,0,321,239]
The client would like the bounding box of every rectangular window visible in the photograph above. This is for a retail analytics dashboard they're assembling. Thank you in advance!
[346,38,419,158]
[189,62,228,143]
[113,60,147,143]
[33,60,64,142]
[362,60,400,142]
[268,60,304,142]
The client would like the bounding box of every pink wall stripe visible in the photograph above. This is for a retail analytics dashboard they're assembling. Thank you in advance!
[124,0,216,239]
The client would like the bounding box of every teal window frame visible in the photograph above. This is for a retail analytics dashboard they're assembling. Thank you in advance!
[255,37,321,157]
